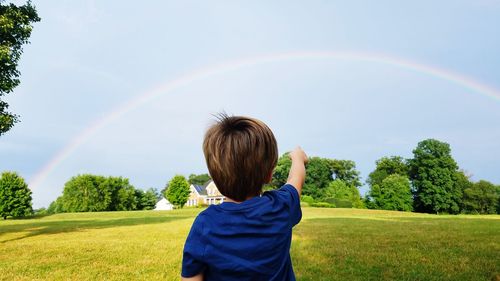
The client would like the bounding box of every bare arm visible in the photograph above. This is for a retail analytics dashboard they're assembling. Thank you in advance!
[182,273,203,281]
[286,147,308,196]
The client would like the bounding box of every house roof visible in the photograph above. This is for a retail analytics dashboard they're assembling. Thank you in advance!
[192,180,215,196]
[192,184,207,195]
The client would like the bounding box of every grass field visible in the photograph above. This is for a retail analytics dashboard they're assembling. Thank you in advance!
[1,208,499,281]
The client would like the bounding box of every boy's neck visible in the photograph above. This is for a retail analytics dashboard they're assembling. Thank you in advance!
[224,195,258,204]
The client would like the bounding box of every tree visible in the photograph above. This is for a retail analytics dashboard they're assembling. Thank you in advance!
[59,174,106,212]
[271,152,293,188]
[271,153,361,200]
[323,179,364,208]
[165,175,190,208]
[462,180,498,214]
[367,156,409,188]
[454,170,473,212]
[366,156,410,210]
[302,157,334,198]
[188,173,211,185]
[52,174,140,213]
[138,188,160,210]
[328,159,362,188]
[408,139,461,214]
[497,184,500,215]
[0,171,32,219]
[0,1,40,135]
[47,196,64,214]
[369,174,413,212]
[100,176,136,211]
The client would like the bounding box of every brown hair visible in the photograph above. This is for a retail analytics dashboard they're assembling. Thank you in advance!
[203,113,278,201]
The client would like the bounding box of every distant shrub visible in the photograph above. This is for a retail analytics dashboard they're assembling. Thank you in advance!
[34,208,48,216]
[325,198,352,208]
[301,195,315,204]
[310,202,336,208]
[300,202,310,207]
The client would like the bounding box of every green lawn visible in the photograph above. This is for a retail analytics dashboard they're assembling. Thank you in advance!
[1,208,499,281]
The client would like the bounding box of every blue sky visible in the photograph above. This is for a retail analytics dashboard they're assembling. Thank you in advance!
[1,1,500,208]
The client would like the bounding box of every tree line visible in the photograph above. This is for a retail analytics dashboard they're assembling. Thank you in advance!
[275,138,499,215]
[1,138,499,218]
[46,175,161,213]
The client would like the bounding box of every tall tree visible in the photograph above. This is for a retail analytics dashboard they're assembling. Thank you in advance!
[497,184,500,215]
[408,139,461,214]
[328,159,362,188]
[369,174,413,212]
[367,156,409,188]
[139,188,160,210]
[462,180,498,214]
[0,1,40,135]
[53,174,139,213]
[165,175,190,208]
[323,179,364,208]
[101,176,136,211]
[188,173,211,185]
[60,174,107,212]
[454,170,473,212]
[271,153,292,188]
[302,157,334,198]
[272,153,361,200]
[0,171,32,219]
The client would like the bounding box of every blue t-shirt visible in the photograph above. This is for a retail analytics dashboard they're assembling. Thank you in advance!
[182,184,302,280]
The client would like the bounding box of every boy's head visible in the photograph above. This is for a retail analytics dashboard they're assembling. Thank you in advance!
[203,113,278,202]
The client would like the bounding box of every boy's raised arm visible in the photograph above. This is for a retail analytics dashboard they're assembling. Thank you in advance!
[286,147,308,196]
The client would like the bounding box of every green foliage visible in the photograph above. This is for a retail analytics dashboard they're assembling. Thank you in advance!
[272,153,361,200]
[328,159,362,188]
[303,157,335,198]
[271,152,292,188]
[49,174,152,213]
[310,202,336,208]
[325,198,352,208]
[323,180,363,208]
[138,188,160,210]
[462,180,499,214]
[497,184,500,215]
[33,207,47,216]
[454,170,473,212]
[0,171,32,219]
[369,174,413,212]
[187,173,211,185]
[409,139,462,214]
[59,174,107,212]
[104,176,139,211]
[0,1,40,135]
[165,175,190,208]
[47,196,64,214]
[301,195,315,204]
[324,180,351,200]
[367,156,409,188]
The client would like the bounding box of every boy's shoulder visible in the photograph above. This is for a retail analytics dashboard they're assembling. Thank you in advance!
[194,184,301,226]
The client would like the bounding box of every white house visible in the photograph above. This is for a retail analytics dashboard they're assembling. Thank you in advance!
[186,180,225,207]
[154,197,174,210]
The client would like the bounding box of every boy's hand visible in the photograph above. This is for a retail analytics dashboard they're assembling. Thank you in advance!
[289,147,308,164]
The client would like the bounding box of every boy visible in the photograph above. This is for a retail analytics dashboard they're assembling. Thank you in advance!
[181,114,308,281]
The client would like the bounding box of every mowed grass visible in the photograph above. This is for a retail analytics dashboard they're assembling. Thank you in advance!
[0,208,499,281]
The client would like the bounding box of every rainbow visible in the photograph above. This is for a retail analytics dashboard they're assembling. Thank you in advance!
[28,50,500,190]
